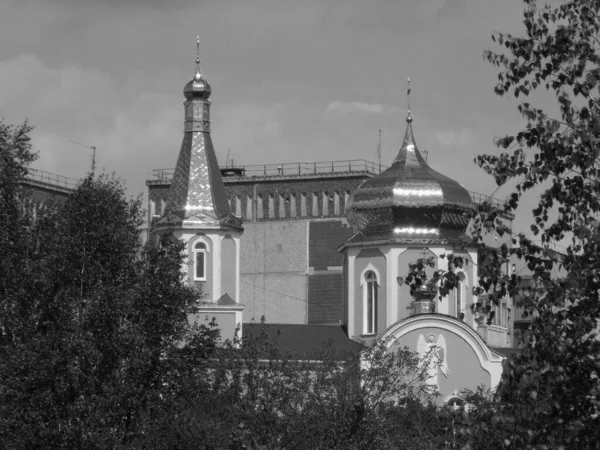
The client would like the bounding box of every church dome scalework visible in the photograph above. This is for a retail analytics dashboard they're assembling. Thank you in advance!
[346,113,473,238]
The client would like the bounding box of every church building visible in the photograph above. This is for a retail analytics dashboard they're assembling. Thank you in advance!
[147,47,508,398]
[23,44,536,399]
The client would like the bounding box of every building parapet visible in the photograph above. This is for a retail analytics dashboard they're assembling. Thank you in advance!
[146,159,508,213]
[147,159,381,186]
[23,169,79,194]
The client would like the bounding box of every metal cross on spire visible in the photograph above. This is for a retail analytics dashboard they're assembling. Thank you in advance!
[406,77,413,123]
[195,36,202,80]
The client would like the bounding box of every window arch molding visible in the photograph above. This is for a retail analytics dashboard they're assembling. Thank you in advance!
[359,263,381,335]
[190,235,211,282]
[358,263,382,288]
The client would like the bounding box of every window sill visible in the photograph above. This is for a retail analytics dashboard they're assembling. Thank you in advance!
[482,324,507,331]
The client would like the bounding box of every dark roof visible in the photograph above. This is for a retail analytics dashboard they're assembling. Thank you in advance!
[242,323,363,360]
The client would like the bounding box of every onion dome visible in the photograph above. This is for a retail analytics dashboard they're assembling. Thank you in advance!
[346,112,473,237]
[183,38,211,100]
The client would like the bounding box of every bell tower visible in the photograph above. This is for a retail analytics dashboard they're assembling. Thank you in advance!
[154,38,244,339]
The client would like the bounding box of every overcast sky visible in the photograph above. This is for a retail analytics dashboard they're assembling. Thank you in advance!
[0,0,561,236]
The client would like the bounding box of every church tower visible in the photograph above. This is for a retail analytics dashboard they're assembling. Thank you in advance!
[154,39,243,336]
[340,82,476,341]
[339,81,505,399]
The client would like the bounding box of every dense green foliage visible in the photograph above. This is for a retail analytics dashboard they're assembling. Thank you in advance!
[0,121,217,448]
[476,1,600,447]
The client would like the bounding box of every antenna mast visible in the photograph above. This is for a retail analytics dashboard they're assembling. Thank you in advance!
[69,140,97,175]
[376,129,382,173]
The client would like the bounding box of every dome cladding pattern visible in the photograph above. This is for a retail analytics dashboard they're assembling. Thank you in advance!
[346,114,473,234]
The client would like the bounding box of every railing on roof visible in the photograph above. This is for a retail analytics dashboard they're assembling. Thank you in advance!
[152,168,175,181]
[25,168,79,190]
[468,190,507,210]
[150,161,508,208]
[151,159,381,181]
[236,159,381,177]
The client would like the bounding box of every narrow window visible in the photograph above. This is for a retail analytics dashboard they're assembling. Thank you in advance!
[300,193,307,216]
[500,301,508,327]
[278,194,286,218]
[312,192,319,216]
[365,271,378,334]
[322,192,329,216]
[235,195,241,217]
[456,281,462,319]
[257,195,264,219]
[194,242,207,281]
[334,191,340,215]
[290,194,297,217]
[268,194,275,218]
[246,195,253,220]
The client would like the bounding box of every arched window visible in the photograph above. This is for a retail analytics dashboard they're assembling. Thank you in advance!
[364,271,378,335]
[194,242,207,281]
[455,271,466,320]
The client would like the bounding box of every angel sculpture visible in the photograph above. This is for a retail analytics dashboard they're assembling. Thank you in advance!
[417,334,449,390]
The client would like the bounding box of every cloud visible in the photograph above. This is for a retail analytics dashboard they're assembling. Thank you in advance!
[325,101,390,115]
[437,0,468,18]
[212,102,288,166]
[0,53,183,187]
[435,128,473,146]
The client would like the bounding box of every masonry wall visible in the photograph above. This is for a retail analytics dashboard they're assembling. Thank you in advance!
[240,221,308,323]
[307,220,355,324]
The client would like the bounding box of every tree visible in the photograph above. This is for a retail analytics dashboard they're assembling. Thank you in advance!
[130,325,465,450]
[409,1,600,448]
[0,119,38,343]
[0,123,219,448]
[477,1,600,447]
[402,1,600,447]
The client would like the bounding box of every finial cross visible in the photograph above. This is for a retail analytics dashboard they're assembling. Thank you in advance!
[407,77,412,114]
[195,36,202,79]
